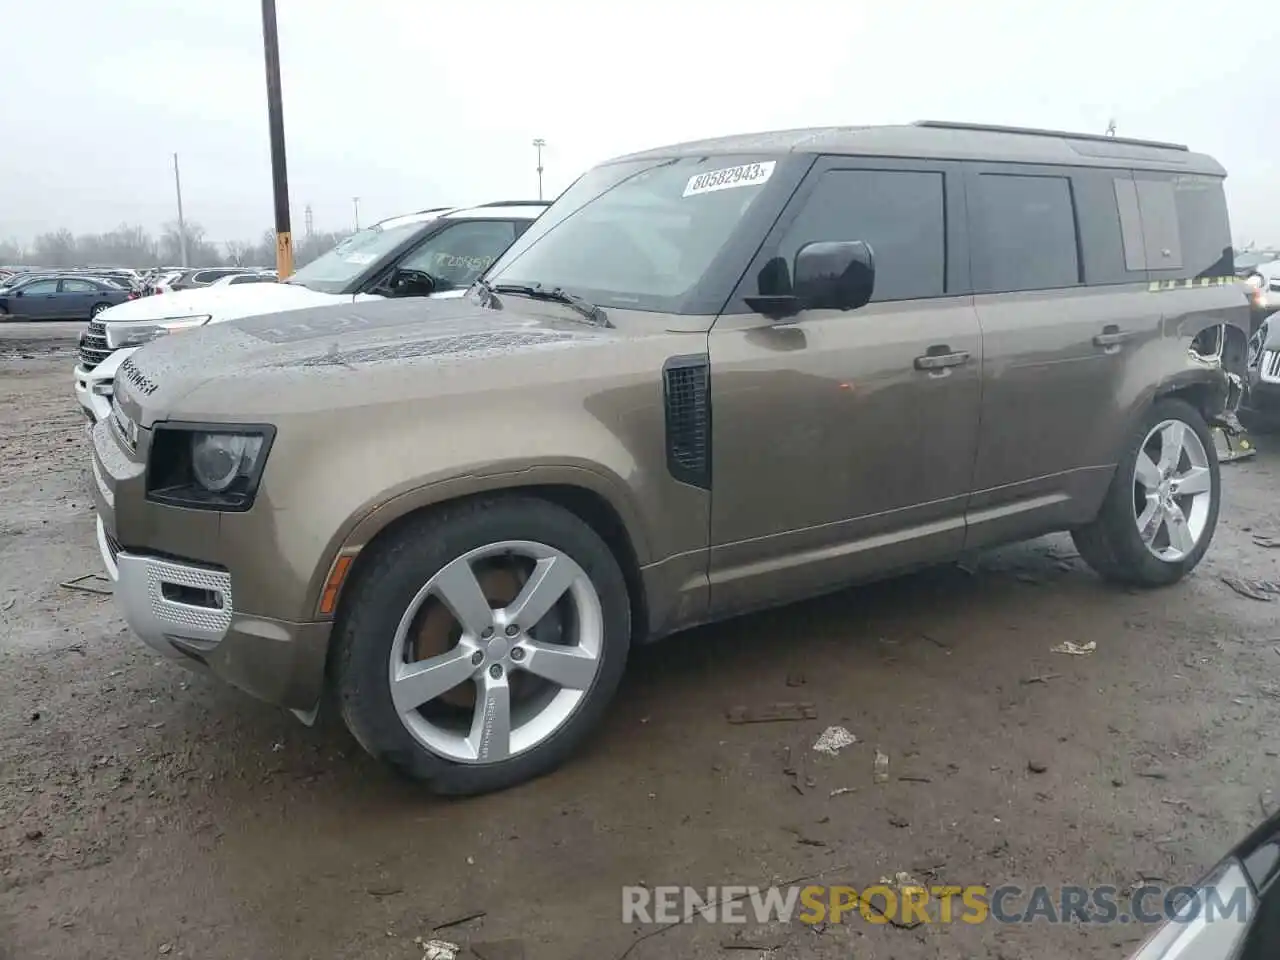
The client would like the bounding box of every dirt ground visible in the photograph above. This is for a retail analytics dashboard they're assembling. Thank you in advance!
[3,324,1280,960]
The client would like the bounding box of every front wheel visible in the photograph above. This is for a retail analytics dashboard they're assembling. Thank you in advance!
[332,496,631,796]
[1073,398,1220,587]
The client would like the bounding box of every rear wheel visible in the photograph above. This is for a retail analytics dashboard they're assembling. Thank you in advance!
[1073,398,1220,587]
[0,306,9,322]
[90,302,110,318]
[333,496,631,795]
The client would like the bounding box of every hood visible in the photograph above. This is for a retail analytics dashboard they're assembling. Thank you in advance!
[113,295,616,423]
[97,281,349,324]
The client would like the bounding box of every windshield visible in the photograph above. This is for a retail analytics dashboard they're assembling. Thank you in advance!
[288,220,427,293]
[486,155,784,314]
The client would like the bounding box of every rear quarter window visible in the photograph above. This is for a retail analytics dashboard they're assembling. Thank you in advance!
[1115,173,1233,280]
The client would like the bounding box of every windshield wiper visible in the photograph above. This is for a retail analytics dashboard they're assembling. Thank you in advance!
[492,282,612,327]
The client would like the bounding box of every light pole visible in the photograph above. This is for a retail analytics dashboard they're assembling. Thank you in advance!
[260,0,293,279]
[532,138,546,201]
[352,196,361,231]
[172,153,189,267]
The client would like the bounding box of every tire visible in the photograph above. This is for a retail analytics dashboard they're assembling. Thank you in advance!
[1072,398,1220,587]
[90,303,109,318]
[0,307,9,322]
[333,495,631,796]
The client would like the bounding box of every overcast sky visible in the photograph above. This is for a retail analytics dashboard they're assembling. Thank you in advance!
[3,0,1277,248]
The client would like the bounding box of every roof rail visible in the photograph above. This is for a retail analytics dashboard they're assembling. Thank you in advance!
[413,206,456,215]
[912,120,1189,152]
[473,200,549,208]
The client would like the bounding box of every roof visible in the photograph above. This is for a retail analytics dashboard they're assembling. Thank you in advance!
[611,120,1226,177]
[375,201,549,232]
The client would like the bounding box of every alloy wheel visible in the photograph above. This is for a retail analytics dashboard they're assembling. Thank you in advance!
[1132,419,1214,562]
[388,540,604,764]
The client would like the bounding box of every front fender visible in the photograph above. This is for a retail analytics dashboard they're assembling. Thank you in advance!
[309,458,652,617]
[214,379,711,622]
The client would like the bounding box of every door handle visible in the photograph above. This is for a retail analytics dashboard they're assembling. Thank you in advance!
[914,348,970,371]
[1093,326,1131,348]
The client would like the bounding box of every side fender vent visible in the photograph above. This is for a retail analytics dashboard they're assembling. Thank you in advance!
[663,354,711,489]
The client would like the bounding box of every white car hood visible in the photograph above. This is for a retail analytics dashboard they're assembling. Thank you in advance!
[96,282,357,324]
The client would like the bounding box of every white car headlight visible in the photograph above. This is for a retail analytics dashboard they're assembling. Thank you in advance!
[105,315,211,349]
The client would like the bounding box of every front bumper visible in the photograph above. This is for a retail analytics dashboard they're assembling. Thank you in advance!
[74,346,135,422]
[97,515,332,709]
[91,419,332,711]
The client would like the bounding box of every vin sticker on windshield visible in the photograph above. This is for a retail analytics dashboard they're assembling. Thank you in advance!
[683,161,776,198]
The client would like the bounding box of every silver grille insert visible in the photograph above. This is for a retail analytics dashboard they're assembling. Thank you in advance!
[1263,350,1280,384]
[143,559,233,636]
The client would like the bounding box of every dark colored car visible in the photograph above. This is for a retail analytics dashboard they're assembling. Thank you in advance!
[0,275,136,320]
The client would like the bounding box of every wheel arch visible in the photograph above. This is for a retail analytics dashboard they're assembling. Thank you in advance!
[1153,371,1229,426]
[313,468,652,648]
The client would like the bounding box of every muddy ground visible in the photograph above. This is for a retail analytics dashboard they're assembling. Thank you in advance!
[3,325,1280,960]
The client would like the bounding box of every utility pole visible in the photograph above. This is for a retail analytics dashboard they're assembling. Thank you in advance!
[532,138,546,201]
[352,197,360,231]
[172,153,189,267]
[304,203,314,239]
[260,0,293,278]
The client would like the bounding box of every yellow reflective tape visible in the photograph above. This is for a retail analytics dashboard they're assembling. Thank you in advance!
[1147,275,1238,291]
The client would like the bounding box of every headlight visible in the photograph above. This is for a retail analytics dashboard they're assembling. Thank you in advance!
[1126,860,1255,960]
[105,315,211,349]
[146,424,275,511]
[191,432,264,492]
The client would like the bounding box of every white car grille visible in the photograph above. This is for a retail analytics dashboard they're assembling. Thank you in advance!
[78,319,114,371]
[1261,349,1280,384]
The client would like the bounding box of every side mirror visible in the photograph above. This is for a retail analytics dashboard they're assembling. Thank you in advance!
[794,240,875,312]
[745,240,876,321]
[14,290,24,298]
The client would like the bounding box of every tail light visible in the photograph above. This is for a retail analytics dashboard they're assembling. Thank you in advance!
[127,292,139,300]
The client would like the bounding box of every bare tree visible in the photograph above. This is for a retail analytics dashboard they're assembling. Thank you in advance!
[2,220,354,270]
[224,240,251,266]
[0,239,24,264]
[33,229,77,267]
[159,221,222,266]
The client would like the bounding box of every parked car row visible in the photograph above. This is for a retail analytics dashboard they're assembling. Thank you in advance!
[0,272,139,320]
[87,121,1251,799]
[150,266,278,295]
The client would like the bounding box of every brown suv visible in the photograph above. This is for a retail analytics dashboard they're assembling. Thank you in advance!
[90,121,1249,795]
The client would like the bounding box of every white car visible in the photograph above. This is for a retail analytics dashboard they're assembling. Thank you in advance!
[208,271,277,287]
[74,201,548,421]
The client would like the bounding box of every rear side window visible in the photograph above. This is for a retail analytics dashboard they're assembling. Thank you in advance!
[1115,173,1232,279]
[972,174,1080,292]
[775,168,947,302]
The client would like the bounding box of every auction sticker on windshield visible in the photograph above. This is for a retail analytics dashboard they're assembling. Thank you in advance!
[683,161,775,198]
